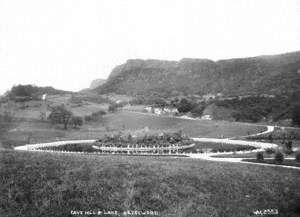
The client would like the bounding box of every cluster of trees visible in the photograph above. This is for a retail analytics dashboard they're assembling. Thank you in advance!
[108,101,126,113]
[6,84,68,101]
[84,110,106,122]
[47,105,83,129]
[132,96,206,116]
[216,94,300,124]
[132,93,300,125]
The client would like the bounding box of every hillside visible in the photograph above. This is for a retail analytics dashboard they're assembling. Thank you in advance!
[89,79,106,89]
[97,51,300,97]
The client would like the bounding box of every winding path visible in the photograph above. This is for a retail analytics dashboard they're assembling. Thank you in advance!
[188,126,300,170]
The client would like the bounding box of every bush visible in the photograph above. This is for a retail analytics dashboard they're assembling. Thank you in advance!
[265,148,276,155]
[284,140,293,150]
[108,103,118,113]
[71,116,83,128]
[177,98,193,113]
[284,149,294,155]
[292,104,300,126]
[274,152,284,164]
[84,110,106,122]
[256,152,264,161]
[295,152,300,162]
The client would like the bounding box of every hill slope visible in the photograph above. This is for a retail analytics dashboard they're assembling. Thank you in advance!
[97,51,300,97]
[89,79,106,89]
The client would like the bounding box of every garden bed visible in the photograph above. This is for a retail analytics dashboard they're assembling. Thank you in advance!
[186,142,256,153]
[37,132,195,155]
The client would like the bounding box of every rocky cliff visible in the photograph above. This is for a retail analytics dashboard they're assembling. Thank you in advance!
[97,51,300,97]
[90,79,106,89]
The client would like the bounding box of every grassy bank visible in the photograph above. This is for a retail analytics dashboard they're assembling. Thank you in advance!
[1,150,300,217]
[243,159,300,168]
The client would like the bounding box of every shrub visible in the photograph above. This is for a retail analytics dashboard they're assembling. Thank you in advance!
[284,149,293,155]
[265,148,276,155]
[71,116,83,128]
[284,140,293,150]
[84,110,106,122]
[292,104,300,126]
[295,152,300,162]
[274,152,284,164]
[256,152,264,161]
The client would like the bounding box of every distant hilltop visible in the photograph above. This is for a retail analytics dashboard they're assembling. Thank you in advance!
[96,50,300,97]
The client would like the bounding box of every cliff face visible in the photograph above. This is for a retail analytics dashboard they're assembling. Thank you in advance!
[97,51,300,97]
[89,79,106,89]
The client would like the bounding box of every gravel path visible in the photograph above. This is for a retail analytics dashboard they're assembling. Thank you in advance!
[189,126,300,170]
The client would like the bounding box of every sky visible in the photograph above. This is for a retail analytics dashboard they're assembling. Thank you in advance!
[0,0,300,94]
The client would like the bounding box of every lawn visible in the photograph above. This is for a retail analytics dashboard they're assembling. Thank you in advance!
[243,159,300,168]
[0,110,265,150]
[1,150,300,217]
[101,111,265,138]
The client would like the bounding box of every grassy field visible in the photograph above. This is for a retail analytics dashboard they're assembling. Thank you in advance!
[0,110,265,149]
[244,159,300,168]
[101,111,265,138]
[1,150,300,217]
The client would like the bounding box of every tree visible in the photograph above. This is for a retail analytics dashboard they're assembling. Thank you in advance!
[256,152,264,161]
[108,103,118,113]
[48,105,73,129]
[292,104,300,126]
[151,98,168,111]
[274,151,284,164]
[177,98,193,113]
[71,116,83,129]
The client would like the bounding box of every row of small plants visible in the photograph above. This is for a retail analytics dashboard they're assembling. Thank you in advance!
[245,150,300,167]
[256,151,300,162]
[95,132,193,148]
[38,143,95,152]
[210,145,256,153]
[186,145,256,153]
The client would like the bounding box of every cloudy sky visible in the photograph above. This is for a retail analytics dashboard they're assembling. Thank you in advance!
[0,0,300,94]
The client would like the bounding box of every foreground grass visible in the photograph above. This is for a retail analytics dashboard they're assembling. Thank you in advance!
[244,159,300,168]
[1,150,300,217]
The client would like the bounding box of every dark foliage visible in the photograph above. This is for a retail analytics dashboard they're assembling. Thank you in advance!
[295,152,300,162]
[177,98,193,113]
[48,105,73,129]
[256,152,264,161]
[71,116,83,129]
[84,110,106,122]
[274,152,284,164]
[265,148,276,155]
[292,104,300,126]
[7,84,69,101]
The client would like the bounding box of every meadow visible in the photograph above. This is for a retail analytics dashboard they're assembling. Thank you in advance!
[0,109,265,149]
[1,150,300,217]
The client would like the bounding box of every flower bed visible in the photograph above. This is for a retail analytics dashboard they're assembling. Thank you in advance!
[37,132,195,155]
